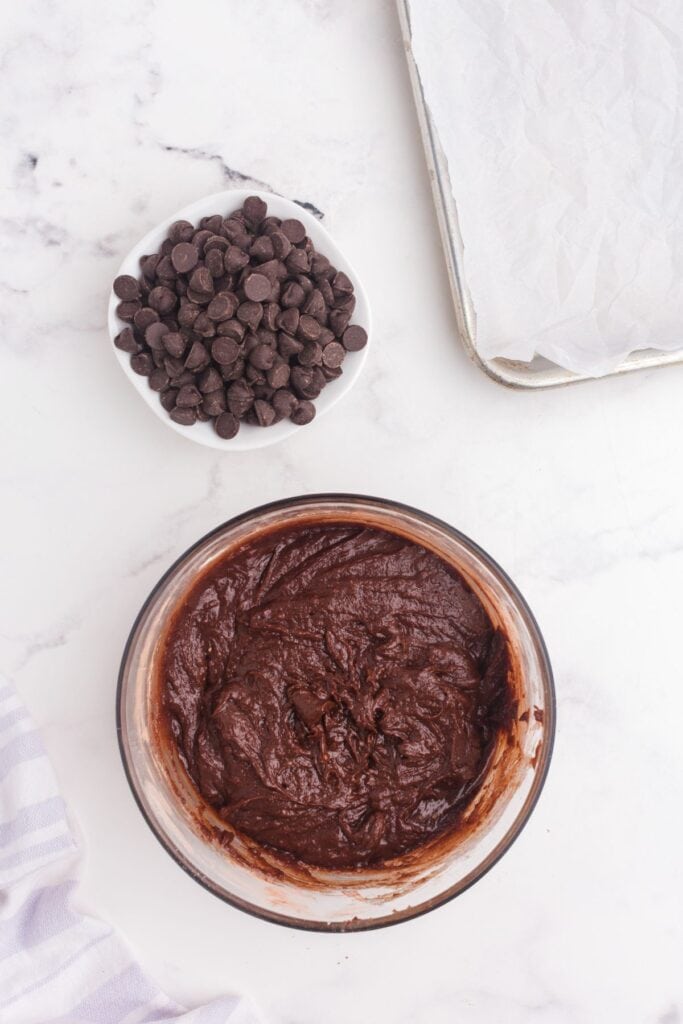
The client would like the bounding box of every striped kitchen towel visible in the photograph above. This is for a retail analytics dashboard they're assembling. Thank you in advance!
[0,680,262,1024]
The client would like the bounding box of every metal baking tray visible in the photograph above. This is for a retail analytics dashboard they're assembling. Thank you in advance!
[398,0,683,389]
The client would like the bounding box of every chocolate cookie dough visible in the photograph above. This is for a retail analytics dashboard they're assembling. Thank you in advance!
[161,523,513,869]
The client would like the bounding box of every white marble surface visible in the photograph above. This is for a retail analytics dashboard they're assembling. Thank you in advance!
[1,2,682,1022]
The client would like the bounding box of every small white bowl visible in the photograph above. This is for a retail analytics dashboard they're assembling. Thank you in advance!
[107,189,371,451]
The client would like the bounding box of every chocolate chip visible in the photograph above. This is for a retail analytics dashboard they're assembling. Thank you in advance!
[329,308,351,337]
[281,218,306,244]
[255,327,277,348]
[258,259,288,281]
[215,411,240,439]
[168,220,195,244]
[160,388,179,411]
[222,219,248,244]
[297,314,322,342]
[243,332,259,356]
[272,388,298,418]
[148,286,176,314]
[276,307,299,335]
[237,301,263,331]
[134,307,159,333]
[218,318,245,342]
[281,281,305,308]
[207,292,238,321]
[155,255,176,280]
[185,340,210,370]
[243,195,268,228]
[322,341,345,368]
[186,287,212,306]
[149,368,169,391]
[176,384,202,408]
[244,272,271,302]
[192,228,213,252]
[262,301,279,332]
[212,337,240,365]
[145,321,169,350]
[114,327,138,353]
[270,229,292,260]
[204,235,229,253]
[198,366,223,393]
[131,352,153,375]
[318,277,335,307]
[278,332,304,359]
[192,312,215,337]
[334,292,356,314]
[177,303,200,328]
[245,363,267,385]
[318,327,335,347]
[322,363,343,381]
[116,300,140,322]
[226,379,254,416]
[249,344,276,370]
[114,275,141,301]
[260,216,281,234]
[204,249,224,278]
[303,288,326,321]
[286,248,310,275]
[202,388,227,417]
[298,341,323,367]
[250,399,274,426]
[222,356,246,381]
[140,253,160,280]
[224,245,249,273]
[290,400,316,425]
[200,214,223,233]
[298,371,323,400]
[267,360,290,389]
[342,325,367,351]
[296,275,314,299]
[189,266,213,295]
[171,406,197,426]
[310,252,331,276]
[163,332,187,359]
[171,242,199,273]
[332,271,353,295]
[250,236,274,263]
[164,356,185,379]
[290,366,314,397]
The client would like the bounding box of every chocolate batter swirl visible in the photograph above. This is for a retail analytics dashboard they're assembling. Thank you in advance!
[162,523,512,868]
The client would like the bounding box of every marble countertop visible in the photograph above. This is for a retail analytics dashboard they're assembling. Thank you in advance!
[2,1,682,1021]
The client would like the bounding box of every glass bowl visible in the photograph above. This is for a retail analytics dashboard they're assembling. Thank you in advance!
[117,495,555,931]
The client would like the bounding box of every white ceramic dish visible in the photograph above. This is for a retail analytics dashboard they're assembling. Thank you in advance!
[107,190,371,451]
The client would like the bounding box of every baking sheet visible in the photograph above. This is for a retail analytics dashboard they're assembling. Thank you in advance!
[398,0,683,389]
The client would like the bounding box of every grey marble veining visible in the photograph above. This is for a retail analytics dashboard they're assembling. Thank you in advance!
[1,1,682,1022]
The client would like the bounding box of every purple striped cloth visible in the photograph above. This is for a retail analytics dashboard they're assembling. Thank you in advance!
[0,681,262,1024]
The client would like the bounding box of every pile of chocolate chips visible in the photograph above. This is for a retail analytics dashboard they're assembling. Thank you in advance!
[113,196,367,438]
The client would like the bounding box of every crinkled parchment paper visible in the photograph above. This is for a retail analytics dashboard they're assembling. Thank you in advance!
[410,0,683,374]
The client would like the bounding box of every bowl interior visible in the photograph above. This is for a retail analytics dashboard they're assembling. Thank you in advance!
[118,496,554,930]
[107,190,371,451]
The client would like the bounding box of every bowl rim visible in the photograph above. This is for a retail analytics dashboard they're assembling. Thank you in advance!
[116,493,556,932]
[107,188,372,452]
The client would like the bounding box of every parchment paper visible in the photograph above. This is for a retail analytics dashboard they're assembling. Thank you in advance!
[409,0,683,375]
